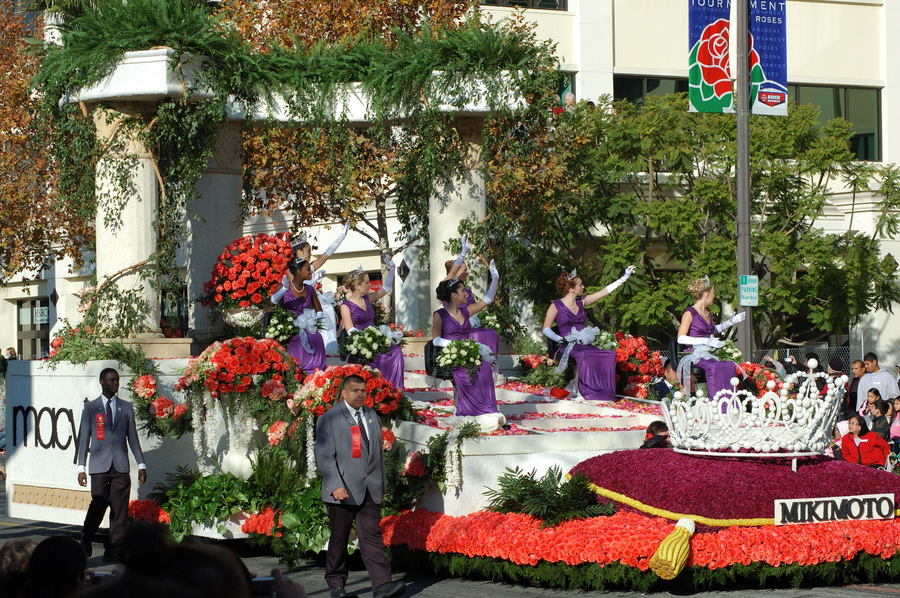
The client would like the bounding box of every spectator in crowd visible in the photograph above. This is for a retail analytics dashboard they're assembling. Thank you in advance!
[5,347,16,360]
[847,360,866,419]
[804,352,824,372]
[827,357,844,376]
[563,92,576,113]
[651,359,680,399]
[841,415,890,468]
[0,539,37,598]
[871,399,892,442]
[640,421,670,448]
[860,388,882,426]
[857,352,900,412]
[782,355,799,375]
[23,536,85,598]
[891,397,900,446]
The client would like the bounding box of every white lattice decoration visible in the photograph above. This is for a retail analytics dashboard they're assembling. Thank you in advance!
[662,364,847,458]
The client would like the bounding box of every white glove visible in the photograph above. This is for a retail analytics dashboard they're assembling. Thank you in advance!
[542,327,564,343]
[715,311,746,334]
[432,336,450,348]
[382,257,396,293]
[311,269,326,284]
[604,265,636,295]
[452,234,469,269]
[323,221,350,256]
[678,335,722,348]
[483,260,499,304]
[270,275,290,304]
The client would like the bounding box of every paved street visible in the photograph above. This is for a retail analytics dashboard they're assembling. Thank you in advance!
[1,484,899,597]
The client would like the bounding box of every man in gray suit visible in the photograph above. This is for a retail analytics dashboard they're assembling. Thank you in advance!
[76,368,146,561]
[315,374,404,598]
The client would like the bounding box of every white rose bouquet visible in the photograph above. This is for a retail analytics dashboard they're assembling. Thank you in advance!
[436,338,483,382]
[592,330,617,350]
[477,309,502,334]
[711,338,743,362]
[340,326,392,363]
[265,307,299,344]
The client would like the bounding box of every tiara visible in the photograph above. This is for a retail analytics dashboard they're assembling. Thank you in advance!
[700,275,710,286]
[566,268,578,280]
[447,277,459,286]
[350,265,365,278]
[290,231,308,249]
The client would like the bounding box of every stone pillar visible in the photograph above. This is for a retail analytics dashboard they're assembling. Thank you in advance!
[93,105,161,333]
[428,117,486,314]
[394,242,430,332]
[187,123,244,344]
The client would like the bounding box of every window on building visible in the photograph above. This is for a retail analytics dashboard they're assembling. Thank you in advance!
[613,76,688,105]
[161,287,189,338]
[614,77,881,161]
[16,298,50,360]
[481,0,568,9]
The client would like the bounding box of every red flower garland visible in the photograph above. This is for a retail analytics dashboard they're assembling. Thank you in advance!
[614,333,664,398]
[381,508,900,571]
[201,234,292,309]
[294,364,403,418]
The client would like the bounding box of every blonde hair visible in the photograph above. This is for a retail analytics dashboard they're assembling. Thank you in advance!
[344,269,368,292]
[688,277,713,299]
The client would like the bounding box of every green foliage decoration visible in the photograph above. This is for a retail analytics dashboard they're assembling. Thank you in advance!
[484,467,615,528]
[518,362,567,389]
[161,470,250,542]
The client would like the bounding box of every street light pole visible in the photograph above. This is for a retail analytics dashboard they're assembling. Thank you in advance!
[735,0,754,359]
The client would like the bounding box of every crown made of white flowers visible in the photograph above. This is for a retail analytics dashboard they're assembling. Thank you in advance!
[662,360,847,458]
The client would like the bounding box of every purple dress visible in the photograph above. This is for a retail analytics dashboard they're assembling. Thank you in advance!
[437,306,498,416]
[281,284,325,374]
[343,295,405,392]
[683,306,737,400]
[553,298,617,401]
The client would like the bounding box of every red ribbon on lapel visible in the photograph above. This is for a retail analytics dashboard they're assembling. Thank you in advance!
[350,425,362,459]
[95,413,105,440]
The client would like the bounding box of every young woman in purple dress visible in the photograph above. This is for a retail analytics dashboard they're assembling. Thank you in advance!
[338,259,405,392]
[676,277,746,399]
[270,259,326,374]
[432,262,501,417]
[542,267,634,401]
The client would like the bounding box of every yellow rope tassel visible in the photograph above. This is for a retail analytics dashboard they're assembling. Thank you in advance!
[649,517,695,580]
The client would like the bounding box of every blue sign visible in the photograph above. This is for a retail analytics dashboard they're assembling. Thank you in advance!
[748,0,788,115]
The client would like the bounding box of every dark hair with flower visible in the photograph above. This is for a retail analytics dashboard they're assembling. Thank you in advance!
[201,234,292,310]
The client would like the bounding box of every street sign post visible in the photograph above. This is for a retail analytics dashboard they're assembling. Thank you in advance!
[739,274,759,307]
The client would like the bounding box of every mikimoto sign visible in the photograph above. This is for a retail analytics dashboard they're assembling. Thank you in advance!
[775,494,895,525]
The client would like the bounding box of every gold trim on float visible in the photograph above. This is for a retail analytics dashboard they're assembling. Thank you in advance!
[12,484,92,510]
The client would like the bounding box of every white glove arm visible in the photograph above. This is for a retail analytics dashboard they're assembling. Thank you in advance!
[381,258,396,293]
[452,234,470,269]
[678,335,721,347]
[323,221,350,256]
[604,265,635,295]
[542,327,564,343]
[715,311,746,334]
[432,336,451,348]
[270,275,289,304]
[482,260,499,304]
[311,269,326,284]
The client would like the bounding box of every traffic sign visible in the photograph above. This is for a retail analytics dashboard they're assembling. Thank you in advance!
[739,275,758,306]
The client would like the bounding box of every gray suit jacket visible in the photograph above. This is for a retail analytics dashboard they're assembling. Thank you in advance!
[76,396,145,475]
[315,401,384,505]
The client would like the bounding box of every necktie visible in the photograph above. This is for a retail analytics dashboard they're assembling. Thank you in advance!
[106,399,114,426]
[356,411,370,452]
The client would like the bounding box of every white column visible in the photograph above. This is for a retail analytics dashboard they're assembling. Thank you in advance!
[93,106,161,333]
[428,118,486,314]
[574,0,615,99]
[187,123,244,343]
[394,242,430,332]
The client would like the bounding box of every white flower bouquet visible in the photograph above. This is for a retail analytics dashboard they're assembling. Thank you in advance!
[265,307,300,344]
[592,330,618,350]
[340,326,392,363]
[711,338,743,362]
[436,338,483,382]
[478,309,502,333]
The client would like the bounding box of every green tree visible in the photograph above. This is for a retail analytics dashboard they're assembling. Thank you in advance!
[464,94,900,347]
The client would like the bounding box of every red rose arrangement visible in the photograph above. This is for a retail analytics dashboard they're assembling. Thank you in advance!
[614,333,664,399]
[241,506,282,537]
[740,361,784,398]
[128,499,170,524]
[201,234,292,310]
[402,451,426,477]
[294,364,405,418]
[177,337,304,435]
[128,373,191,439]
[388,323,426,338]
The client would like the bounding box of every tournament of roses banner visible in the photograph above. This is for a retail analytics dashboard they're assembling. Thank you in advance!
[688,1,787,116]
